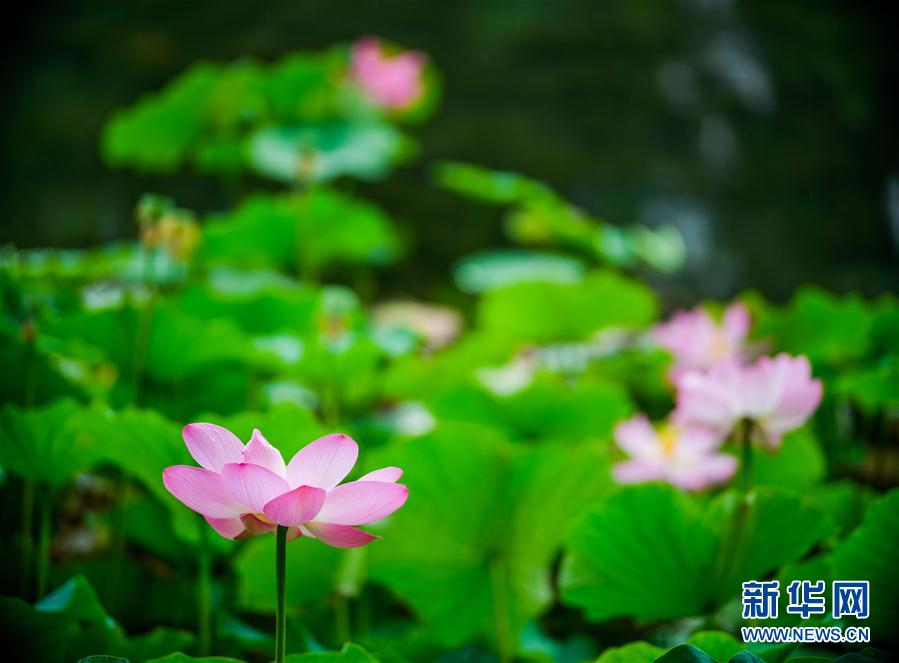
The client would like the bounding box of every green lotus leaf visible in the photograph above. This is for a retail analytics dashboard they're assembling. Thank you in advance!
[369,423,611,650]
[831,489,899,639]
[595,641,664,663]
[0,399,96,487]
[248,122,411,184]
[201,190,400,276]
[478,270,657,342]
[432,161,553,205]
[561,485,834,622]
[454,249,586,294]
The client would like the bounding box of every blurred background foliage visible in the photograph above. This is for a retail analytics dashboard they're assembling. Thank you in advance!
[0,2,898,663]
[2,0,898,302]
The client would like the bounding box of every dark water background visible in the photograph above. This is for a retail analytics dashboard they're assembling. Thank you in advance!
[2,0,897,303]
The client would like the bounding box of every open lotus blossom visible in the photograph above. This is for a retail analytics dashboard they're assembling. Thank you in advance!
[653,302,751,382]
[162,425,408,548]
[612,415,737,491]
[674,353,823,449]
[350,36,426,109]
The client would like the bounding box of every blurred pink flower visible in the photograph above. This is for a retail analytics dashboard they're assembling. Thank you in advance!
[163,426,407,548]
[653,302,751,381]
[350,37,426,109]
[674,354,823,449]
[612,415,736,491]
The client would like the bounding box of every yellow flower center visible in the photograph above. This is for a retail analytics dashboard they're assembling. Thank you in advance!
[658,426,678,456]
[709,332,729,359]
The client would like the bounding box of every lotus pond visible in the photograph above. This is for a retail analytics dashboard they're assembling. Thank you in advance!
[1,23,897,663]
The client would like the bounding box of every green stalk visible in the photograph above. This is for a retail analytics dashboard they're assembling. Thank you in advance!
[21,480,34,597]
[130,251,157,406]
[738,418,754,494]
[489,554,513,663]
[334,547,365,645]
[275,525,288,663]
[23,318,36,409]
[712,419,757,606]
[357,590,372,639]
[335,596,350,645]
[21,322,36,597]
[105,474,132,611]
[197,517,213,656]
[36,489,51,598]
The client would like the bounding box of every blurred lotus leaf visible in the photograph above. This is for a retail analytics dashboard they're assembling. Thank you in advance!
[561,484,717,622]
[654,644,753,663]
[39,301,259,417]
[369,424,612,650]
[429,375,633,443]
[680,632,745,662]
[103,63,231,173]
[454,249,586,293]
[560,485,834,622]
[6,244,193,289]
[835,355,899,415]
[0,575,193,663]
[0,272,87,405]
[102,52,336,176]
[507,197,601,254]
[283,643,379,662]
[248,121,412,184]
[707,487,836,605]
[178,274,319,335]
[42,301,254,384]
[831,489,899,638]
[477,270,657,342]
[73,406,202,540]
[752,428,826,490]
[432,161,553,205]
[201,189,400,276]
[597,223,687,274]
[756,288,873,364]
[0,399,97,487]
[434,161,686,273]
[144,655,245,663]
[594,641,665,663]
[0,327,86,407]
[595,632,749,663]
[869,297,899,355]
[233,532,341,614]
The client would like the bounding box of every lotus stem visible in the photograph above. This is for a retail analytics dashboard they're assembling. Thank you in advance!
[738,418,754,494]
[105,472,131,610]
[275,525,288,663]
[36,489,51,598]
[489,554,513,663]
[21,480,34,597]
[335,595,350,645]
[130,256,156,406]
[21,324,37,598]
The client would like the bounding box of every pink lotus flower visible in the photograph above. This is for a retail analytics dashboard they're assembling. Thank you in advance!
[653,302,751,381]
[612,415,737,491]
[674,354,823,449]
[162,425,407,548]
[350,37,426,109]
